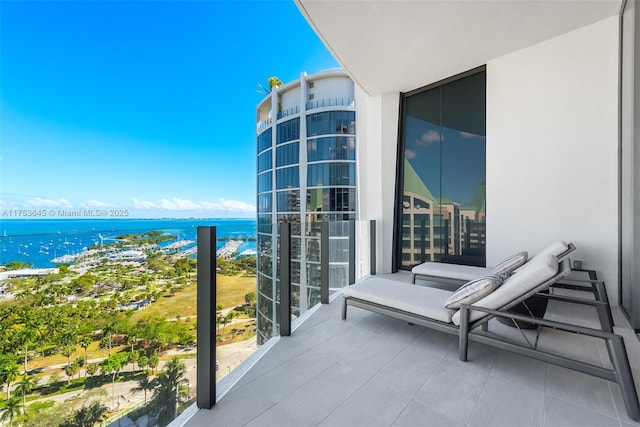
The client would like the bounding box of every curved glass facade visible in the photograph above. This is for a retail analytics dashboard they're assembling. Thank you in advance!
[276,142,300,167]
[256,74,356,345]
[307,136,355,161]
[276,118,300,144]
[307,111,355,137]
[307,163,355,187]
[258,150,272,173]
[257,128,272,153]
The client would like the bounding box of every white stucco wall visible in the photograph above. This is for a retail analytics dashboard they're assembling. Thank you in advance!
[357,91,399,275]
[486,16,620,301]
[312,76,354,102]
[279,86,301,113]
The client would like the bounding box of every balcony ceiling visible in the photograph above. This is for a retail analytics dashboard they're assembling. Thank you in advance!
[296,0,622,95]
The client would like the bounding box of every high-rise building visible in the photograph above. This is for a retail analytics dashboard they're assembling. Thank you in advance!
[255,69,357,344]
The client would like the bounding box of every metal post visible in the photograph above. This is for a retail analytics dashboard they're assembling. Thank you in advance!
[465,218,471,249]
[444,219,450,256]
[196,226,216,409]
[320,221,329,304]
[348,220,356,285]
[279,222,291,336]
[370,220,376,275]
[420,218,426,263]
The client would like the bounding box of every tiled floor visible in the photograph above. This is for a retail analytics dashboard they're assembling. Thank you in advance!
[185,272,640,427]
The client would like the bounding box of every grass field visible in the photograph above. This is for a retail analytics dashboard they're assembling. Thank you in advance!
[26,273,256,373]
[130,273,256,321]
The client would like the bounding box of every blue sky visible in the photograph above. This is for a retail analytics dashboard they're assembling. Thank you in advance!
[0,0,339,218]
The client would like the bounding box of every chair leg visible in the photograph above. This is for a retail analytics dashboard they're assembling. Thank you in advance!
[342,299,348,320]
[459,306,470,362]
[607,335,640,421]
[594,281,614,332]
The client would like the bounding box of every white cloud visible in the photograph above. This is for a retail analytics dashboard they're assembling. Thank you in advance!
[80,199,114,208]
[405,149,417,159]
[209,198,255,213]
[24,197,72,208]
[416,130,441,146]
[132,197,160,210]
[459,130,479,139]
[132,197,256,215]
[159,197,201,210]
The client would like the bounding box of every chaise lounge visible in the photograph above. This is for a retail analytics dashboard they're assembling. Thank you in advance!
[411,240,575,284]
[342,253,640,421]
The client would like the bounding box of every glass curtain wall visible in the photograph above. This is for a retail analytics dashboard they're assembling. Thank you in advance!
[397,69,486,270]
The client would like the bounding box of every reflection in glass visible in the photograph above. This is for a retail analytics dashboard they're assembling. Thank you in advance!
[399,71,486,269]
[276,190,301,212]
[276,142,299,167]
[257,128,272,153]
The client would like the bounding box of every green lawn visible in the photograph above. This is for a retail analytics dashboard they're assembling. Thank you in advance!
[19,273,256,379]
[130,273,255,321]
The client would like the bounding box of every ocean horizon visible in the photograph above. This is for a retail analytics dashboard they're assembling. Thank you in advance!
[0,218,257,268]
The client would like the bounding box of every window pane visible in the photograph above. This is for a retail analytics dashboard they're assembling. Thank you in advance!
[398,71,486,270]
[257,128,272,153]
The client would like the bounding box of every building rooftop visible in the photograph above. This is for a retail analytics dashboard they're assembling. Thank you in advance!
[184,272,640,427]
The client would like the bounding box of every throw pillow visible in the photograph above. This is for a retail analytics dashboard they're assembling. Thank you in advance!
[492,251,528,278]
[445,275,504,309]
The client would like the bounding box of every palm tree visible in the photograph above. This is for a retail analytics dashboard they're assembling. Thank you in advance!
[61,344,76,368]
[16,326,36,374]
[0,355,20,400]
[126,334,136,352]
[148,353,159,374]
[256,76,283,94]
[0,397,21,427]
[102,322,117,357]
[14,375,37,413]
[86,363,99,377]
[65,363,79,385]
[129,350,140,372]
[79,336,92,370]
[72,401,108,427]
[101,354,125,409]
[151,356,187,425]
[131,374,156,404]
[138,355,149,374]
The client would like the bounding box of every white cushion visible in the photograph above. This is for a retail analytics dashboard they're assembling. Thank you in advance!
[492,251,528,277]
[513,241,570,273]
[412,262,493,282]
[452,254,558,325]
[343,278,456,323]
[444,275,503,309]
[529,240,569,262]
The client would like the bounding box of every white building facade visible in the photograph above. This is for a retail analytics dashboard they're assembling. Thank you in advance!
[256,69,358,344]
[296,0,640,332]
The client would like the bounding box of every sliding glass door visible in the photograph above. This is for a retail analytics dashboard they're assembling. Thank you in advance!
[397,69,486,270]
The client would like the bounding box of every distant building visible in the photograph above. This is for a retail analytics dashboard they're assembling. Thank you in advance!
[0,267,60,281]
[256,69,358,344]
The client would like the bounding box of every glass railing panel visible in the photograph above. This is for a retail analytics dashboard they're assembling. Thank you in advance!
[305,97,355,111]
[214,225,257,385]
[254,218,375,343]
[0,219,255,426]
[257,116,273,132]
[276,106,300,120]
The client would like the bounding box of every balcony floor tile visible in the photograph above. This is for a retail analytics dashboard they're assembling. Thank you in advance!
[185,274,640,427]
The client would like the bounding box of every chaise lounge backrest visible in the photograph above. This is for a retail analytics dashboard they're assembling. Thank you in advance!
[513,240,572,271]
[452,253,560,325]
